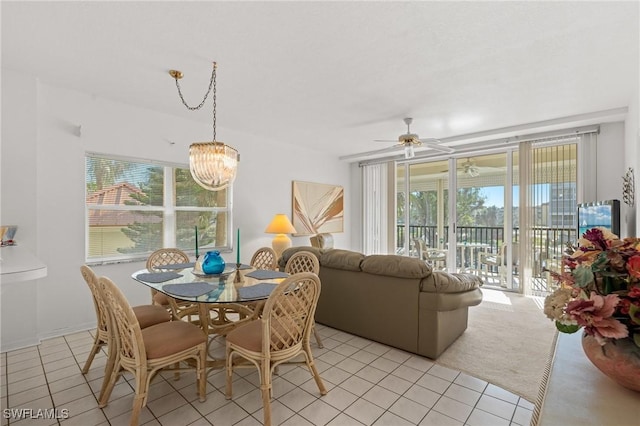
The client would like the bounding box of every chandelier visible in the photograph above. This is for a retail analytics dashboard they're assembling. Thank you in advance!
[169,62,239,191]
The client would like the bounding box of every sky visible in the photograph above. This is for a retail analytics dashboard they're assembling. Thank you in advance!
[479,185,549,208]
[480,186,507,208]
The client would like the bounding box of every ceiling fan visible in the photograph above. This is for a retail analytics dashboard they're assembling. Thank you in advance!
[374,117,455,159]
[456,158,504,177]
[440,158,502,177]
[461,158,480,177]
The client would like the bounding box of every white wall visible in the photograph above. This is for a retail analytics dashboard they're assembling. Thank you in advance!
[595,122,630,237]
[623,71,639,237]
[1,71,40,349]
[0,70,351,351]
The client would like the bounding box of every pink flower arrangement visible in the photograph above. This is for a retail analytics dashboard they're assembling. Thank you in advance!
[544,227,640,347]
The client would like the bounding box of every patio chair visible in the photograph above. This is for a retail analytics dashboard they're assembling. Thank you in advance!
[478,242,519,287]
[225,272,327,426]
[413,238,447,270]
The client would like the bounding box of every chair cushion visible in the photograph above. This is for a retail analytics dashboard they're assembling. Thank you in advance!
[141,321,206,359]
[153,292,171,306]
[132,304,171,329]
[226,319,262,352]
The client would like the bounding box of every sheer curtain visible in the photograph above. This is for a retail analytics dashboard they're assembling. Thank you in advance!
[362,162,389,254]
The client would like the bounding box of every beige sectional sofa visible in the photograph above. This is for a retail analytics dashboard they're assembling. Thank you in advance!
[279,247,483,359]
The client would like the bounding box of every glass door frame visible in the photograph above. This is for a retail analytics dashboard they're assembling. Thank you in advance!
[397,148,518,286]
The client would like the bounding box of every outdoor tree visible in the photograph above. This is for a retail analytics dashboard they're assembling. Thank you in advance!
[114,166,222,254]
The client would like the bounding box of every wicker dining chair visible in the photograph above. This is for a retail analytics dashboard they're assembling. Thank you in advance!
[225,272,327,426]
[98,276,207,426]
[250,247,278,270]
[242,247,279,318]
[146,248,198,321]
[80,266,171,401]
[284,251,324,348]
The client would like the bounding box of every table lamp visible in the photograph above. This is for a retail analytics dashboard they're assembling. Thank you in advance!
[265,214,297,258]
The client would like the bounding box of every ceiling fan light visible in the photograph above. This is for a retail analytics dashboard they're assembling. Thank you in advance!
[404,145,415,159]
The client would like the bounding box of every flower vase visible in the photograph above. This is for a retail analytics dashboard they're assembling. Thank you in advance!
[581,333,640,392]
[202,250,226,275]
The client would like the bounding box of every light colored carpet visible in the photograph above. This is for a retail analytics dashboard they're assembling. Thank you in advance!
[436,288,558,402]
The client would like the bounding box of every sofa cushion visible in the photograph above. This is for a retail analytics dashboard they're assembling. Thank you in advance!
[421,271,482,293]
[361,255,432,278]
[320,249,364,271]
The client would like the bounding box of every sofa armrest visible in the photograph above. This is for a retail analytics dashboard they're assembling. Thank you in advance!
[420,272,483,311]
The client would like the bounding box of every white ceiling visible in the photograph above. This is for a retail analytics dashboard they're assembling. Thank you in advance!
[2,1,638,161]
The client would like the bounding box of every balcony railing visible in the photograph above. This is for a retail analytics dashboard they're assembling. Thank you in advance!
[397,224,577,279]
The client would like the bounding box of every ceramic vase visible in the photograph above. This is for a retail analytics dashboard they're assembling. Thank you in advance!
[202,250,225,275]
[581,333,640,392]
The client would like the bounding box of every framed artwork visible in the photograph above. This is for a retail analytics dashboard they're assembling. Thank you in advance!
[292,181,344,235]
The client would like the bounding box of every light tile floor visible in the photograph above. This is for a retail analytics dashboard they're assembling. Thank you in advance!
[1,325,534,425]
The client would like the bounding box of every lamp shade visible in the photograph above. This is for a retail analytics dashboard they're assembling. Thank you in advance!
[265,214,296,259]
[265,214,297,234]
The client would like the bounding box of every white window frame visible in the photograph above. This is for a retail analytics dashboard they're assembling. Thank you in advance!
[85,152,233,264]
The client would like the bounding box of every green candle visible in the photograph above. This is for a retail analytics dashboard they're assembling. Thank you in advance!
[236,228,240,264]
[195,226,199,258]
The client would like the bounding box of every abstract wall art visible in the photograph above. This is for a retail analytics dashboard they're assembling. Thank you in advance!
[292,181,344,235]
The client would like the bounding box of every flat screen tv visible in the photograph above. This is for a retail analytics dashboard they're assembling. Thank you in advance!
[577,199,620,237]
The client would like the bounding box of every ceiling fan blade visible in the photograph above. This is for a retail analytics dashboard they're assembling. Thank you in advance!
[373,139,400,143]
[422,142,455,154]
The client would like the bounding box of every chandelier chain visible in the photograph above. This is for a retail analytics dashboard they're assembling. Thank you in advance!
[212,65,217,142]
[172,63,217,141]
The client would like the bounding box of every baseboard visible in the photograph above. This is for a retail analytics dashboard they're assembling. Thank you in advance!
[0,321,96,353]
[530,329,560,425]
[0,336,40,353]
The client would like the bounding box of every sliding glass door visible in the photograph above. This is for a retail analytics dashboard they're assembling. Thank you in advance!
[396,160,450,265]
[393,134,585,294]
[454,154,508,284]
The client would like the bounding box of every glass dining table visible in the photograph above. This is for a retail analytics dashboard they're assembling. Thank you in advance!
[131,264,289,370]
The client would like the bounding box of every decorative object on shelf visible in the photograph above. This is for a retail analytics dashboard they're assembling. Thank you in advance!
[265,214,297,259]
[0,225,18,246]
[292,181,344,235]
[543,228,640,392]
[622,167,635,207]
[310,233,334,249]
[202,250,226,275]
[169,62,239,191]
[582,332,640,392]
